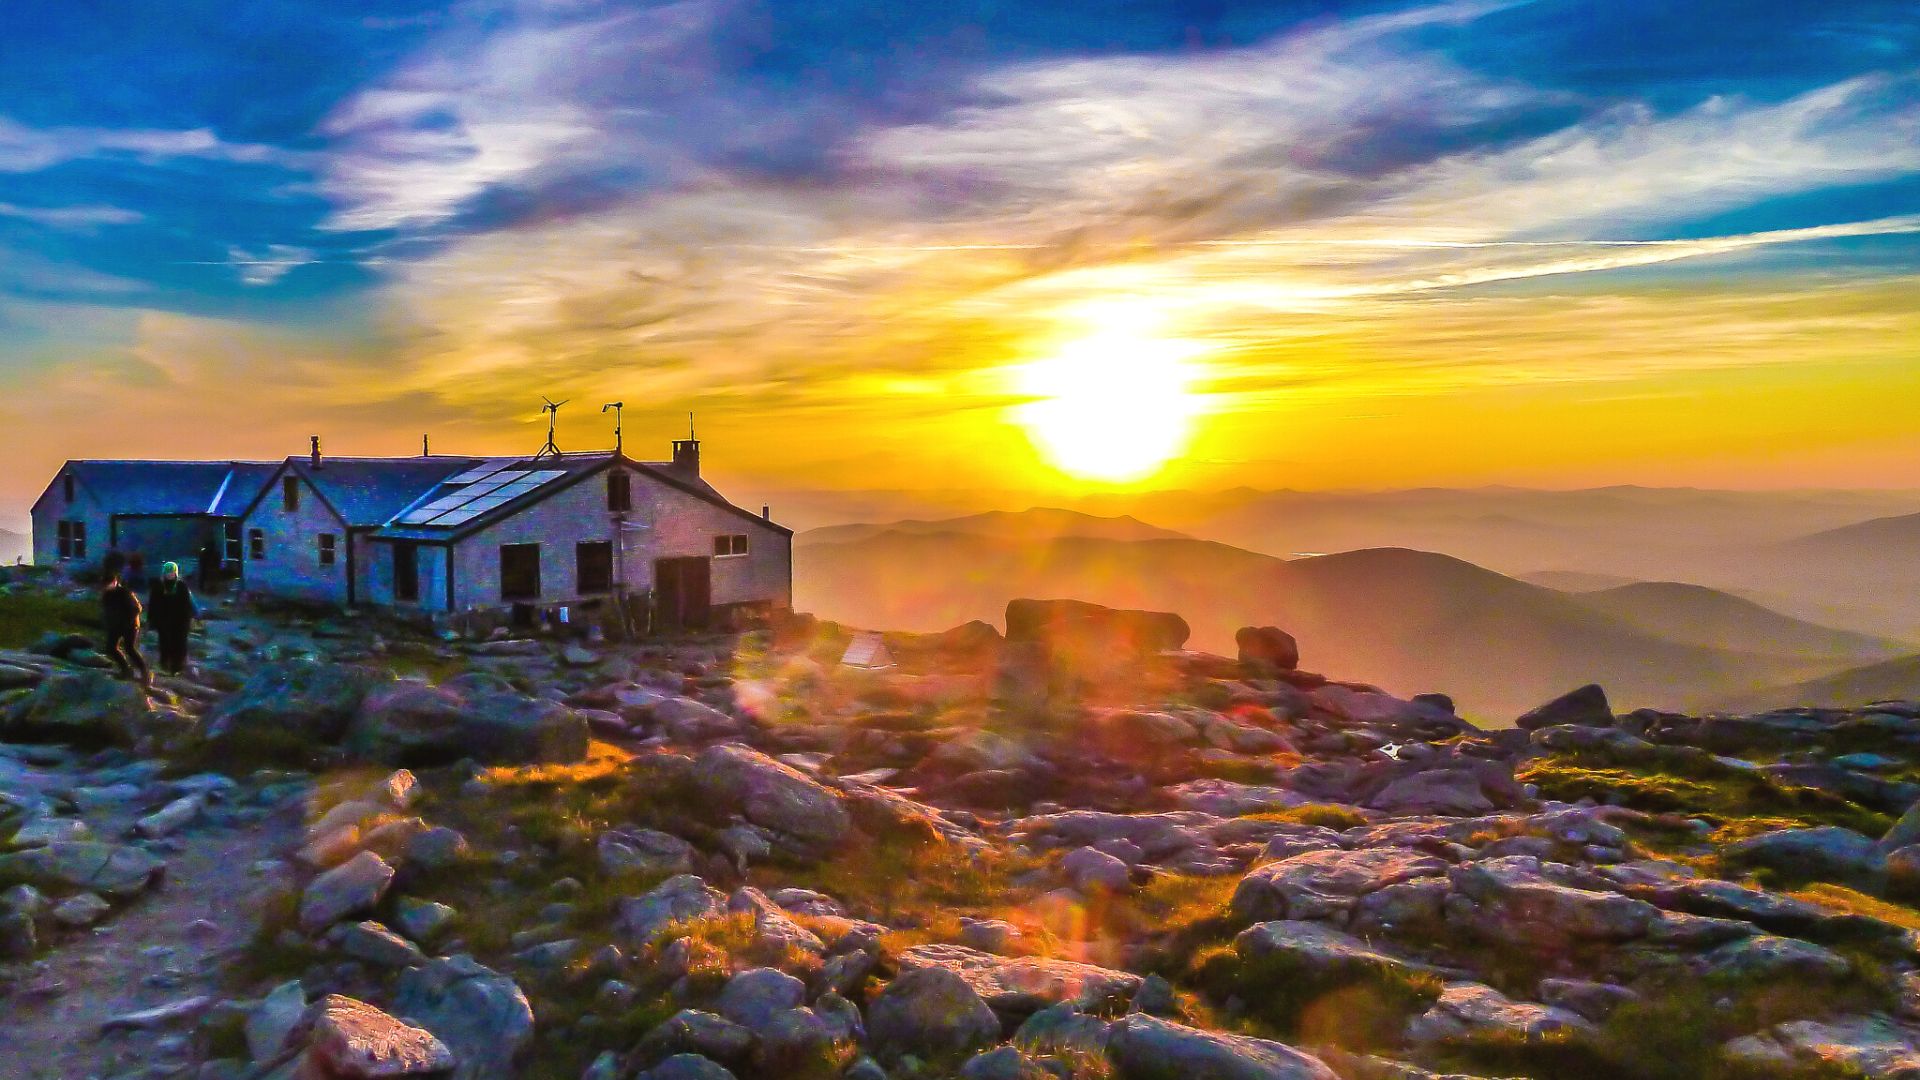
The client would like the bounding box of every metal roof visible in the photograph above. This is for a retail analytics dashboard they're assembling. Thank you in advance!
[282,457,485,527]
[59,460,277,517]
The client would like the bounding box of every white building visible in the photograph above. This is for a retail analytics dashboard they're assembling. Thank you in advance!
[32,435,793,630]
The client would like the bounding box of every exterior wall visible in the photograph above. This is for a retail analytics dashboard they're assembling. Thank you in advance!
[29,473,112,569]
[446,466,791,613]
[241,472,350,604]
[112,516,216,569]
[362,540,452,613]
[637,479,792,609]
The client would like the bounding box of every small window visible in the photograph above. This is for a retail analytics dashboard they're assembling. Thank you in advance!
[607,471,632,513]
[57,521,72,559]
[500,543,541,601]
[282,475,300,512]
[318,533,337,567]
[249,529,265,560]
[63,474,74,503]
[577,541,612,593]
[712,534,748,557]
[223,522,242,562]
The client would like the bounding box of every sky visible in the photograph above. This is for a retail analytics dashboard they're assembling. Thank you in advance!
[1,0,1918,520]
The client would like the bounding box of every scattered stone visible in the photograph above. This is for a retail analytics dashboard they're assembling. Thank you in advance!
[1237,626,1300,673]
[247,980,307,1062]
[715,967,807,1031]
[391,954,534,1080]
[100,995,214,1032]
[0,841,164,898]
[336,920,428,969]
[1106,1014,1339,1080]
[49,891,111,929]
[867,966,1001,1062]
[617,875,727,946]
[1062,846,1132,893]
[299,851,396,934]
[1514,684,1612,730]
[896,943,1143,1016]
[1232,847,1447,922]
[135,794,203,838]
[304,994,456,1078]
[1407,982,1591,1045]
[690,745,851,849]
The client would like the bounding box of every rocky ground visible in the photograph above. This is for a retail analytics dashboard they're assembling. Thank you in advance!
[6,567,1920,1080]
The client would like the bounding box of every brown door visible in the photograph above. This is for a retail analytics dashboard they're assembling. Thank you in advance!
[654,556,711,631]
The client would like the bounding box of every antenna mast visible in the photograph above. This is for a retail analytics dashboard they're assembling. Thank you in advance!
[535,397,570,459]
[602,402,624,456]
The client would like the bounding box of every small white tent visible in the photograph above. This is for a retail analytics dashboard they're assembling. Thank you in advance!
[839,630,896,670]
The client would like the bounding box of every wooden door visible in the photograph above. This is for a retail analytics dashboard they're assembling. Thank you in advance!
[654,556,711,631]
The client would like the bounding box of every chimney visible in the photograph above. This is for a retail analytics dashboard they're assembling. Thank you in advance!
[310,435,322,469]
[670,436,700,479]
[762,505,770,521]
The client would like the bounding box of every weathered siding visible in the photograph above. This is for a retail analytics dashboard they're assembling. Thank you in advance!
[29,473,110,568]
[363,540,452,613]
[446,466,790,612]
[241,473,350,603]
[113,516,214,568]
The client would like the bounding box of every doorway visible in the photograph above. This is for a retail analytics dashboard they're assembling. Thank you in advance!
[393,542,419,603]
[653,556,711,632]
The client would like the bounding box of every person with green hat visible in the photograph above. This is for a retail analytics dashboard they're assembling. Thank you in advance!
[146,560,197,677]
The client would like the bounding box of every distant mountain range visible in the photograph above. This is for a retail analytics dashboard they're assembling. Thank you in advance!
[1717,654,1920,713]
[0,529,26,565]
[801,508,1190,546]
[795,511,1897,720]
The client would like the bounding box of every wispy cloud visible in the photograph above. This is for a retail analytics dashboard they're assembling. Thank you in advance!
[225,244,318,286]
[0,116,292,173]
[0,202,143,229]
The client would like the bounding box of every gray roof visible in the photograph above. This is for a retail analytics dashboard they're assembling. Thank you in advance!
[281,457,485,527]
[60,460,277,517]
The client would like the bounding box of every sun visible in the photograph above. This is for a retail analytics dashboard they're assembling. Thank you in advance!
[1013,321,1207,483]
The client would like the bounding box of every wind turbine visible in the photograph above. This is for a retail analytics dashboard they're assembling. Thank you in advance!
[535,397,569,459]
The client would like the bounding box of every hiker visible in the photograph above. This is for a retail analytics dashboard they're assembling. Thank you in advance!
[147,560,197,677]
[101,570,150,688]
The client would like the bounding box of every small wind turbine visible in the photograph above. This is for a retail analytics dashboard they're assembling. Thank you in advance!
[535,397,569,459]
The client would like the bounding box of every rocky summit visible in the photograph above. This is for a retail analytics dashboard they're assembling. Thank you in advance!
[8,574,1920,1080]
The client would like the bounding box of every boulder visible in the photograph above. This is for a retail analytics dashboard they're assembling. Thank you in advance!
[1062,846,1133,894]
[391,954,534,1080]
[303,994,455,1078]
[867,966,1001,1062]
[690,746,851,849]
[1724,1015,1920,1078]
[896,943,1143,1017]
[1005,598,1190,654]
[1309,686,1417,727]
[1406,982,1591,1045]
[1882,799,1920,854]
[299,851,395,934]
[637,1010,755,1068]
[651,697,743,742]
[715,967,807,1031]
[1364,770,1495,816]
[1236,627,1300,673]
[1514,684,1612,731]
[348,687,587,766]
[1722,826,1883,886]
[0,841,163,898]
[1697,935,1851,982]
[636,1056,737,1080]
[1447,857,1656,947]
[617,875,727,946]
[925,730,1046,774]
[1232,848,1447,922]
[1106,1014,1339,1080]
[1,672,154,746]
[1234,920,1431,984]
[202,660,387,755]
[247,980,307,1062]
[599,830,696,878]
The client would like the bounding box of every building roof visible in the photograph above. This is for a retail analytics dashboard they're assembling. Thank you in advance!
[284,457,483,527]
[52,460,278,517]
[372,452,791,542]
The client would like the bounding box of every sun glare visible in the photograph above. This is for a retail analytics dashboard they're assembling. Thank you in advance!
[1013,318,1207,483]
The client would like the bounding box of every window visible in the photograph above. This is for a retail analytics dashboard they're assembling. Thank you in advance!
[576,541,613,593]
[500,543,541,601]
[223,522,242,563]
[282,476,300,512]
[62,474,74,503]
[249,529,265,560]
[712,534,748,557]
[57,520,85,560]
[607,471,632,512]
[318,533,337,567]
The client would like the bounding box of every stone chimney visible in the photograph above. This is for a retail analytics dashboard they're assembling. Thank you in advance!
[669,437,700,479]
[310,435,322,469]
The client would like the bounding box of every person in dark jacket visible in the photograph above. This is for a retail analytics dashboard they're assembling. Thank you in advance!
[101,571,150,688]
[147,561,196,677]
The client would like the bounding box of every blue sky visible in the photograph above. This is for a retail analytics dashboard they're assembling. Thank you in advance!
[1,0,1917,509]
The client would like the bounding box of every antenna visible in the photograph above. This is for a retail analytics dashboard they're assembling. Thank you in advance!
[688,411,696,441]
[601,402,624,456]
[535,397,569,459]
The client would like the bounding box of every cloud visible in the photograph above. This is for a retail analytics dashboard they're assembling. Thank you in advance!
[315,0,729,232]
[225,244,319,286]
[0,116,292,173]
[0,202,144,229]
